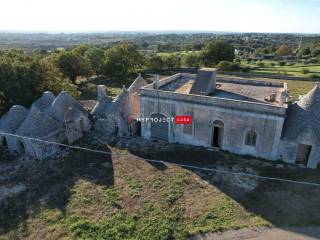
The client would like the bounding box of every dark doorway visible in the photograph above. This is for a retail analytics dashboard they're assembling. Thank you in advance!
[80,118,85,132]
[212,120,224,148]
[135,121,141,136]
[18,141,25,155]
[296,144,312,165]
[0,137,8,148]
[151,113,168,141]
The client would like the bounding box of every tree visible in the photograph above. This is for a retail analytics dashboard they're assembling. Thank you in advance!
[217,61,240,71]
[162,54,181,70]
[311,47,320,57]
[276,45,292,56]
[299,47,311,57]
[85,47,105,77]
[183,53,201,68]
[201,41,235,67]
[103,44,144,77]
[147,55,164,71]
[52,51,92,84]
[0,49,78,114]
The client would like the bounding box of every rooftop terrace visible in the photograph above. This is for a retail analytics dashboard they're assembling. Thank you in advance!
[157,73,288,107]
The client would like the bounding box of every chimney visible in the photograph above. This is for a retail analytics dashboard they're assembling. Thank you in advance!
[97,85,107,101]
[153,74,160,89]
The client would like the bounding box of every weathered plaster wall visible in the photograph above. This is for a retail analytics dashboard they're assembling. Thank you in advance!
[280,130,320,168]
[141,94,285,160]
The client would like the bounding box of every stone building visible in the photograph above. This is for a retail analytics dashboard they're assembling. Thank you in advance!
[0,91,91,159]
[93,74,148,137]
[140,69,288,161]
[135,68,319,168]
[280,83,320,168]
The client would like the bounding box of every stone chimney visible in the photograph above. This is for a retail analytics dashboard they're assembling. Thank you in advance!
[97,85,107,101]
[153,74,160,89]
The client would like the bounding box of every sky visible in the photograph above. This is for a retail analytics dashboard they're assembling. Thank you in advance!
[0,0,320,33]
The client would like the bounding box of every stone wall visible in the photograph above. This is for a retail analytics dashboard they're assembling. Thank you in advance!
[280,131,320,168]
[141,94,285,160]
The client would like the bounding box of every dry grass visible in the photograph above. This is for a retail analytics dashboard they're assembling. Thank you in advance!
[1,137,320,240]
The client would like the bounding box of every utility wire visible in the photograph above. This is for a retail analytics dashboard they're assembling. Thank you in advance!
[1,131,320,188]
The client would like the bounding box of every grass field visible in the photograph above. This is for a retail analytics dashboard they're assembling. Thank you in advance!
[220,73,316,100]
[1,136,320,240]
[241,61,320,78]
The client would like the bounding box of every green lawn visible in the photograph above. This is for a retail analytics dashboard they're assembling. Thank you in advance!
[241,61,320,78]
[221,73,316,100]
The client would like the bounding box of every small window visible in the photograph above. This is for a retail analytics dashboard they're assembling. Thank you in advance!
[245,130,257,146]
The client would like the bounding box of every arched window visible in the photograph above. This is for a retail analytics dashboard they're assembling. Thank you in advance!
[245,130,257,146]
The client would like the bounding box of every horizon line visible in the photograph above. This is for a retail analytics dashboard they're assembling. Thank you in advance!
[0,30,319,35]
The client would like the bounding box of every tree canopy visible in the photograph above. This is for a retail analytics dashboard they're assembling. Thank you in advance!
[103,44,144,77]
[0,49,78,114]
[276,45,293,56]
[201,41,235,67]
[51,50,92,84]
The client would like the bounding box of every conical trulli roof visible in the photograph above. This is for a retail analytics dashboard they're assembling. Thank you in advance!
[297,83,320,119]
[0,105,29,133]
[32,91,55,111]
[16,106,62,138]
[282,83,320,144]
[47,91,86,121]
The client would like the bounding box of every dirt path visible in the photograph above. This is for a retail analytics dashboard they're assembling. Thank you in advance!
[190,227,320,240]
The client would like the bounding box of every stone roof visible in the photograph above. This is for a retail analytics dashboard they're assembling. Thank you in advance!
[212,82,283,105]
[189,68,216,95]
[127,74,148,93]
[297,83,320,118]
[32,91,55,111]
[0,105,29,133]
[47,91,86,121]
[16,106,62,138]
[105,89,129,115]
[91,98,113,117]
[282,84,320,144]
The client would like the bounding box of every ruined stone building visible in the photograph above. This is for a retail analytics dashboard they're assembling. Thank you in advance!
[92,74,148,137]
[1,68,319,168]
[0,91,91,159]
[135,68,319,168]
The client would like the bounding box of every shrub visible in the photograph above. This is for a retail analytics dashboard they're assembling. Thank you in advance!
[301,68,310,74]
[308,73,320,79]
[278,61,286,66]
[217,61,240,71]
[257,62,265,67]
